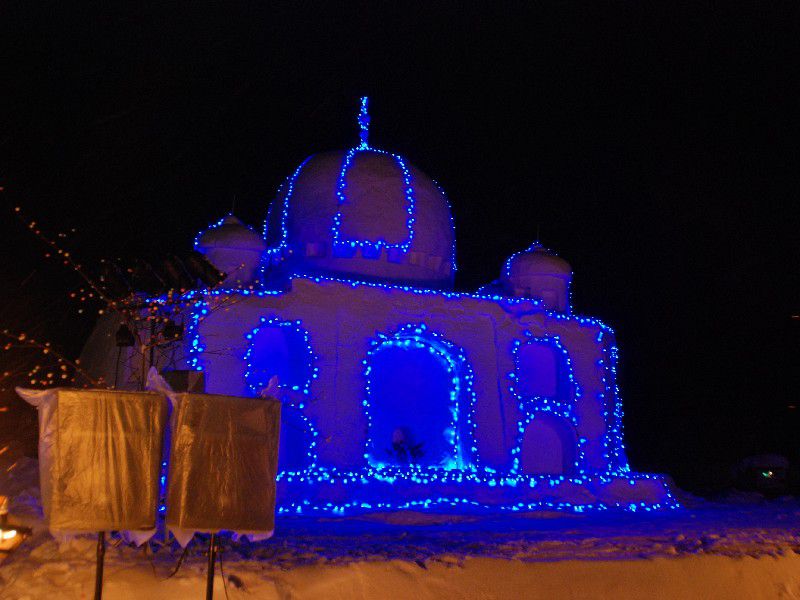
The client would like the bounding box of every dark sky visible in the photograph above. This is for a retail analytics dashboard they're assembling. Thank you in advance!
[1,4,798,490]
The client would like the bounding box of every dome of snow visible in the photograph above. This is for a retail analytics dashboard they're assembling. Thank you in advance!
[504,243,572,280]
[264,149,456,289]
[196,214,266,252]
[195,214,266,285]
[502,242,572,311]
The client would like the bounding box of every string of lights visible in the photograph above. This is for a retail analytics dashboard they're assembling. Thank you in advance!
[362,323,478,471]
[173,273,669,515]
[507,334,588,475]
[243,316,321,476]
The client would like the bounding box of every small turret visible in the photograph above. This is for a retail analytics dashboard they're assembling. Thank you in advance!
[195,214,266,286]
[502,242,572,312]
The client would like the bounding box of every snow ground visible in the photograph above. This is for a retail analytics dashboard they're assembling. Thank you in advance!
[2,455,800,599]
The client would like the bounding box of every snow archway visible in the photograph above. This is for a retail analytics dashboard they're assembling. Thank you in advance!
[518,413,578,475]
[363,324,476,471]
[509,335,585,474]
[244,317,319,474]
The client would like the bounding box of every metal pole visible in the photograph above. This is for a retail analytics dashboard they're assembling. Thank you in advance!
[205,533,216,600]
[94,531,105,600]
[140,345,147,391]
[113,347,121,389]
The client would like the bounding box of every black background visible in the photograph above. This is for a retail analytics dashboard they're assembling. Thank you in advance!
[1,3,798,492]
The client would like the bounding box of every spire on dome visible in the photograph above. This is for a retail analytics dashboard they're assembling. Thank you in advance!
[357,96,370,149]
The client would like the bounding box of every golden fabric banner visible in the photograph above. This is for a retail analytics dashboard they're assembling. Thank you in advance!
[166,393,281,540]
[19,388,168,534]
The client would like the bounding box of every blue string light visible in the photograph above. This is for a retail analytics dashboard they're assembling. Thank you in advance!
[174,97,670,515]
[171,274,673,516]
[243,316,320,477]
[331,99,416,255]
[358,96,370,149]
[260,98,461,282]
[507,335,586,475]
[273,467,679,515]
[193,212,258,251]
[186,295,209,371]
[432,179,458,274]
[363,323,479,471]
[263,156,313,259]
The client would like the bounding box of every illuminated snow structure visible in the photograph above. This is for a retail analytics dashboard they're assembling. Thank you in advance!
[86,98,677,515]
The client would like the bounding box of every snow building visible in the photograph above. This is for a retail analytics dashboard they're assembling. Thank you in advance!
[83,98,676,515]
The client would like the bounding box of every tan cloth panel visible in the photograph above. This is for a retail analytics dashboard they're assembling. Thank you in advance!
[18,388,167,534]
[166,393,280,536]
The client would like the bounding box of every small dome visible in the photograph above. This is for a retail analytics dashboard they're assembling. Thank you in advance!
[195,214,266,286]
[195,214,266,253]
[502,242,572,311]
[264,100,456,288]
[503,243,572,280]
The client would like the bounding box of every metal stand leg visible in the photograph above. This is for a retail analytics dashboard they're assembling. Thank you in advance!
[94,531,105,600]
[205,533,216,600]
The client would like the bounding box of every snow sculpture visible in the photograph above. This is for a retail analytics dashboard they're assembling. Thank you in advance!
[86,98,677,515]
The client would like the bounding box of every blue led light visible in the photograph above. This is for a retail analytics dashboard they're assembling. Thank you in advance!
[331,99,416,255]
[433,180,459,274]
[507,334,586,475]
[295,273,544,308]
[193,212,258,251]
[272,467,679,516]
[243,316,320,476]
[173,277,670,517]
[502,241,572,279]
[263,156,313,259]
[186,296,209,371]
[259,97,460,282]
[600,341,630,473]
[152,95,674,518]
[363,323,479,471]
[358,96,370,149]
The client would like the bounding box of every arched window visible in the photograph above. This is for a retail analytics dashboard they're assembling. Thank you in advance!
[245,322,313,394]
[244,319,317,473]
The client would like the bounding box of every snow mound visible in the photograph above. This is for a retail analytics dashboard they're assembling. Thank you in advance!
[3,459,800,599]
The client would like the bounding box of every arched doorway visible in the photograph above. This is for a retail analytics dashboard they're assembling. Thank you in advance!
[517,413,577,475]
[364,324,474,470]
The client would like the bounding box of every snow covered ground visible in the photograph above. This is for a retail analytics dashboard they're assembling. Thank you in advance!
[2,455,800,599]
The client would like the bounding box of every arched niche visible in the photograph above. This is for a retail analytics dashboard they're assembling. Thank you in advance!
[518,414,577,475]
[515,341,560,398]
[364,325,474,470]
[244,318,317,473]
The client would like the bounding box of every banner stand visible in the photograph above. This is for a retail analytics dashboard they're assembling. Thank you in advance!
[95,531,105,600]
[206,533,217,600]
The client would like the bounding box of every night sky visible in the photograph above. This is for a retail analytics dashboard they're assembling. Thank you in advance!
[1,4,798,491]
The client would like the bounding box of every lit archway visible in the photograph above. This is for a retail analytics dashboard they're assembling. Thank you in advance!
[363,324,476,470]
[244,317,318,474]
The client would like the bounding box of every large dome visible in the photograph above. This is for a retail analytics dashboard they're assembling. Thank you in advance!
[264,147,456,288]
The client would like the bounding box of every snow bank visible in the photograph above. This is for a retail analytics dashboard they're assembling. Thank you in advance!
[3,457,800,599]
[4,546,800,599]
